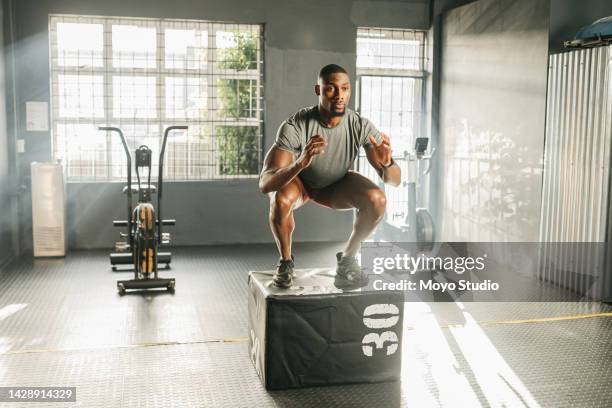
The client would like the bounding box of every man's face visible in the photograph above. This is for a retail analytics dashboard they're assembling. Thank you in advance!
[316,72,351,116]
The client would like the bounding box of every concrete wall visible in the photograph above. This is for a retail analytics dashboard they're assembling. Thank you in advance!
[435,1,612,54]
[437,0,549,241]
[427,0,477,227]
[432,0,476,19]
[0,1,15,265]
[6,0,430,249]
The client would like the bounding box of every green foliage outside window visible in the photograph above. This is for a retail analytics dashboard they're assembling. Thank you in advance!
[217,31,260,175]
[218,79,255,119]
[219,32,257,70]
[217,125,259,175]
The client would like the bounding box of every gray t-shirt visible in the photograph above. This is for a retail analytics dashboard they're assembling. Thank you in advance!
[274,106,382,189]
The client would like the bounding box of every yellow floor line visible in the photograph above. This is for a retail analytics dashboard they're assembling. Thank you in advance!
[0,337,248,356]
[474,311,612,327]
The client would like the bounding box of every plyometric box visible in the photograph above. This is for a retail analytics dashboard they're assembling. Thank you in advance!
[248,268,404,390]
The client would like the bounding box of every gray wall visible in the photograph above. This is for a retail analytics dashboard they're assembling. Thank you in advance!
[435,1,612,55]
[0,1,15,265]
[437,0,549,241]
[7,0,430,249]
[432,0,476,19]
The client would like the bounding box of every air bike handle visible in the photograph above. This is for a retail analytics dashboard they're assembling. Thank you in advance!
[99,126,133,249]
[158,126,188,244]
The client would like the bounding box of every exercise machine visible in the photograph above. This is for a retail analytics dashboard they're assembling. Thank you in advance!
[100,125,187,294]
[400,137,435,248]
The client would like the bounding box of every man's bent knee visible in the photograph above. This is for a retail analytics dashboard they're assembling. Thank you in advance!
[270,184,303,218]
[365,188,387,218]
[271,192,294,212]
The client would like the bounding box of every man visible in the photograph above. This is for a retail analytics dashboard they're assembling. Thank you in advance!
[259,64,401,289]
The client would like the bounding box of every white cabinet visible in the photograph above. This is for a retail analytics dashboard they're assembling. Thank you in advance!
[31,162,65,257]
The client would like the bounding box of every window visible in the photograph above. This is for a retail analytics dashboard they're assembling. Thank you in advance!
[49,15,263,182]
[356,27,427,226]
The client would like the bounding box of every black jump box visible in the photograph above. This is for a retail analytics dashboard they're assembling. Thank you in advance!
[248,268,404,390]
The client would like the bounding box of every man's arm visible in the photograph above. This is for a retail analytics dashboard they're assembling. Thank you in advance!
[365,134,401,187]
[259,147,304,194]
[258,135,327,194]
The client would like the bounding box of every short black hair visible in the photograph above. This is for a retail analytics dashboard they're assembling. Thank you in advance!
[318,64,348,81]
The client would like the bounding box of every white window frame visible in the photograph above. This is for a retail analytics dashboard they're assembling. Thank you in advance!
[356,27,428,226]
[49,14,264,182]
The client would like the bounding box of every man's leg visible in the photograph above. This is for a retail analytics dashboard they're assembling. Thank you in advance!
[311,171,386,258]
[309,171,386,287]
[268,177,308,261]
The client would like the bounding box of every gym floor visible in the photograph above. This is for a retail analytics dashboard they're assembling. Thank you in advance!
[1,242,611,407]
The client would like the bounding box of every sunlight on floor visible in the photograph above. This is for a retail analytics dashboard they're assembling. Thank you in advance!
[401,302,541,408]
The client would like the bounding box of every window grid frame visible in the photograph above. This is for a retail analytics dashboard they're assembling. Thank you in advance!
[355,27,428,226]
[49,14,264,182]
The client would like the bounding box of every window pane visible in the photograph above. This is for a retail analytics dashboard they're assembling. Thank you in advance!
[216,31,236,48]
[57,22,103,67]
[217,31,257,70]
[109,124,161,180]
[217,79,257,119]
[357,37,420,70]
[112,25,156,68]
[356,27,425,226]
[50,15,263,182]
[216,125,259,176]
[165,77,208,119]
[360,76,416,153]
[112,76,157,118]
[165,29,207,69]
[58,75,104,118]
[56,124,107,180]
[161,125,205,180]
